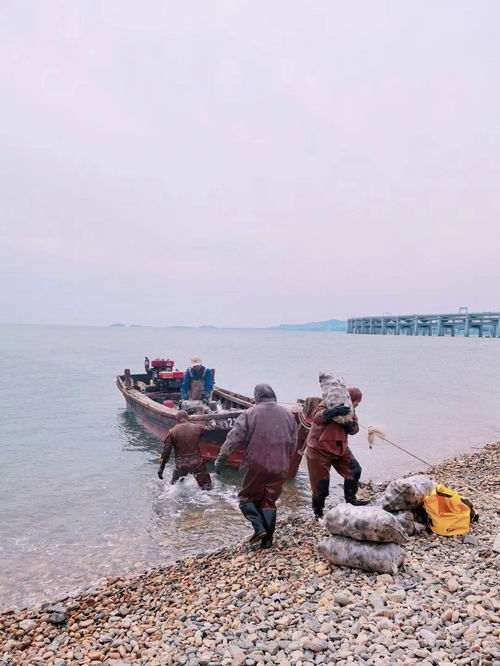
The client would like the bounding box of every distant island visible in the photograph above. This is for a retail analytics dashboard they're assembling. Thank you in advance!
[108,319,347,331]
[271,318,347,332]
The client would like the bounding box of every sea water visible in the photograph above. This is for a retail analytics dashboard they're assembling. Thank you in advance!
[0,324,498,608]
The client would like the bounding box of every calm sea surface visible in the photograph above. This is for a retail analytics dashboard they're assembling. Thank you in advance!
[0,324,499,609]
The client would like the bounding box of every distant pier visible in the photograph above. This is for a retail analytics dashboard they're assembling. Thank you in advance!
[347,312,500,337]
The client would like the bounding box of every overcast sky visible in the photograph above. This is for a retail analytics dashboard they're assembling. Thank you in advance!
[1,1,499,327]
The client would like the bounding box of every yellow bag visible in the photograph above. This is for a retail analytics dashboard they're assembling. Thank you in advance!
[423,484,473,536]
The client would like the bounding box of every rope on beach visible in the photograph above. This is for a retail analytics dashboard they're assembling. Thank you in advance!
[359,423,498,510]
[358,423,434,468]
[287,403,497,509]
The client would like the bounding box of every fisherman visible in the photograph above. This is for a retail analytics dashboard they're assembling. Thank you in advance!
[214,384,297,548]
[180,356,214,402]
[306,387,367,519]
[157,411,212,489]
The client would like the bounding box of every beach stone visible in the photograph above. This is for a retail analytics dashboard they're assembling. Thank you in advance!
[369,593,385,610]
[419,629,436,646]
[19,619,36,632]
[493,533,500,553]
[446,578,460,593]
[463,535,478,546]
[54,660,66,666]
[440,609,453,622]
[49,612,67,625]
[43,602,68,615]
[333,593,350,607]
[301,639,328,653]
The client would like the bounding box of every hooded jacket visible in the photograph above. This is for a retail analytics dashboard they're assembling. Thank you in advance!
[219,383,297,474]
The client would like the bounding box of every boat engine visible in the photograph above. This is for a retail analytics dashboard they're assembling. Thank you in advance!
[146,358,184,393]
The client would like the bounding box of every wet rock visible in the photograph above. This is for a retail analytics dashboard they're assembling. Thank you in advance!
[49,612,67,625]
[43,602,68,615]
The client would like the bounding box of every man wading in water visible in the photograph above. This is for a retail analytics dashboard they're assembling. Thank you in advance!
[306,387,367,519]
[214,384,297,549]
[157,411,212,489]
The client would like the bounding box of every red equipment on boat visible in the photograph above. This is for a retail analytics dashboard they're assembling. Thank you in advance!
[151,358,174,369]
[159,371,184,379]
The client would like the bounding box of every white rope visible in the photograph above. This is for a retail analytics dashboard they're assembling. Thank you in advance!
[359,423,498,509]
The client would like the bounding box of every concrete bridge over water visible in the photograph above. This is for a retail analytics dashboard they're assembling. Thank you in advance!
[347,312,500,337]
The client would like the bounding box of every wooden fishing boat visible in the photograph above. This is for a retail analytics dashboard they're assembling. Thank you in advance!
[116,358,304,476]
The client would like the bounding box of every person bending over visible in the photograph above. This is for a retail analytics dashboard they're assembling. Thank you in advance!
[157,410,212,490]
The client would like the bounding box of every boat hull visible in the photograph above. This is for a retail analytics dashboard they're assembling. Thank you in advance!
[117,376,247,467]
[116,375,304,477]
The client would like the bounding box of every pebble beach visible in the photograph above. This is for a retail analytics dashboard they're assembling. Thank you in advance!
[1,443,499,666]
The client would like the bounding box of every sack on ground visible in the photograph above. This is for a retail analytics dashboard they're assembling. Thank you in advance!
[318,373,353,423]
[324,504,410,544]
[386,509,416,536]
[423,484,477,536]
[375,475,436,511]
[318,536,405,574]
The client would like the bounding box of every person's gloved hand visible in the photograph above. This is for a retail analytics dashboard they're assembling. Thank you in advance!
[157,469,164,480]
[214,453,228,474]
[323,405,350,422]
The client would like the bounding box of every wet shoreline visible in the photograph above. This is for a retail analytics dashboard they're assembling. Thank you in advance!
[1,441,499,665]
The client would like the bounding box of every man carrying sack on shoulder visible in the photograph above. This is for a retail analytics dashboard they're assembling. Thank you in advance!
[306,387,367,519]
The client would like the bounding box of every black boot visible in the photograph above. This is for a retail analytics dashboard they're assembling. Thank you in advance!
[260,509,276,549]
[312,495,326,519]
[344,479,369,506]
[240,502,267,543]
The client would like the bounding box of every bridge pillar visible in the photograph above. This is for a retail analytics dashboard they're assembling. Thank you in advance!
[438,316,444,336]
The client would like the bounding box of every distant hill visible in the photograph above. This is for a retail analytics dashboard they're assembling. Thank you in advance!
[109,323,126,327]
[272,318,347,332]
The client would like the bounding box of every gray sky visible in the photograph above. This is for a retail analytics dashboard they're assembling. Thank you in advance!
[1,1,499,327]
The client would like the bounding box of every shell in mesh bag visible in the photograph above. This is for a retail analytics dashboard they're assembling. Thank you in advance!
[318,372,354,424]
[318,535,405,574]
[324,504,410,545]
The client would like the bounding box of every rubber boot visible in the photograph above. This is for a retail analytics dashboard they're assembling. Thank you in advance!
[344,479,369,506]
[240,502,267,543]
[312,495,326,519]
[260,509,277,549]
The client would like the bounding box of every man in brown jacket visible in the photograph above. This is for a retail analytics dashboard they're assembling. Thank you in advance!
[306,387,367,519]
[157,411,212,490]
[214,384,297,548]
